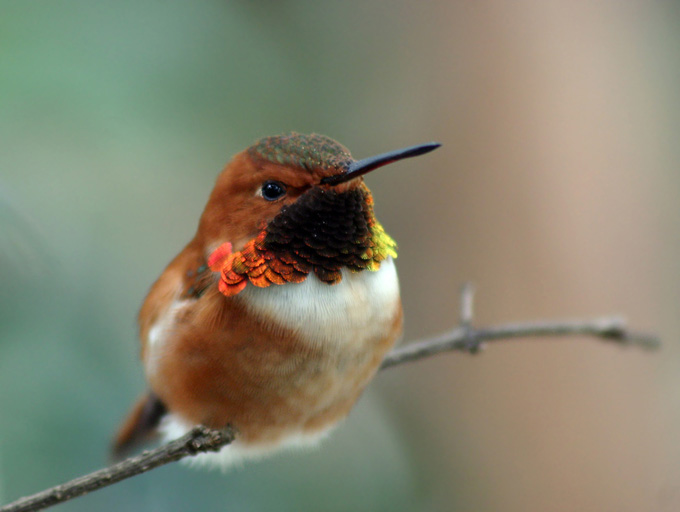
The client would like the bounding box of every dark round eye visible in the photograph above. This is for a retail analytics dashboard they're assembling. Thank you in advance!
[260,181,286,201]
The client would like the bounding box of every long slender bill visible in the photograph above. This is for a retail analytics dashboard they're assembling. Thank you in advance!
[321,142,441,185]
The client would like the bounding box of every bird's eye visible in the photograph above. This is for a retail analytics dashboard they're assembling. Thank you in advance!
[260,181,286,201]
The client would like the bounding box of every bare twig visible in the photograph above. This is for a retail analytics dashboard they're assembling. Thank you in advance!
[380,317,659,369]
[0,286,659,512]
[382,286,659,369]
[0,427,235,512]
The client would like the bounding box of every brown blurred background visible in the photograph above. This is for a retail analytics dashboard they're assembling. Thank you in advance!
[1,2,679,511]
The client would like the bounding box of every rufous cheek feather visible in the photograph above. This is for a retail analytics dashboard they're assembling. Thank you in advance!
[207,242,233,272]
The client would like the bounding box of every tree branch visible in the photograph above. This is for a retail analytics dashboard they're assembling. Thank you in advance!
[0,427,235,512]
[0,285,660,512]
[382,285,659,369]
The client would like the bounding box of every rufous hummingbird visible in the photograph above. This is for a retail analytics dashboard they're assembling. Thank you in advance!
[113,133,440,466]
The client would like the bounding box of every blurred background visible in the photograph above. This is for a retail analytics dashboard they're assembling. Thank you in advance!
[1,1,679,511]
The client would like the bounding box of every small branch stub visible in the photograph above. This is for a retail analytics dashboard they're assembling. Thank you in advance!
[459,282,475,328]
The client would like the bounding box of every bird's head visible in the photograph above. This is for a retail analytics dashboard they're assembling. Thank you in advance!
[197,133,439,295]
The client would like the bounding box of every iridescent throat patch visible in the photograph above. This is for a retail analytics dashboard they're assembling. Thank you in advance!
[208,185,397,296]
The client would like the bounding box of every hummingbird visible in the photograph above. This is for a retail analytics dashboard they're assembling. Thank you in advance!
[113,133,440,466]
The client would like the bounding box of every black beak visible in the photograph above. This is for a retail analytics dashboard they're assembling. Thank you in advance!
[320,142,441,186]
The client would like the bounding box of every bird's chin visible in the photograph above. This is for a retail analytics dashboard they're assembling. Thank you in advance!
[325,176,364,194]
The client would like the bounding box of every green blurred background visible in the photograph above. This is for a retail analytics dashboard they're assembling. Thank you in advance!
[2,1,680,511]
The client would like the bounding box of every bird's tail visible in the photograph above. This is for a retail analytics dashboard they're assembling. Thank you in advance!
[111,391,167,460]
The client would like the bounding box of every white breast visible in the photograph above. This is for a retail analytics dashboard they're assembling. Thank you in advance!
[238,257,401,349]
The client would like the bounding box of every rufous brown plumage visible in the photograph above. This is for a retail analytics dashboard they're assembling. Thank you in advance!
[113,133,439,466]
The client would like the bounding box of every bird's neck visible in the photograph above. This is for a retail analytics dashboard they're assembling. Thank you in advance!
[237,256,401,349]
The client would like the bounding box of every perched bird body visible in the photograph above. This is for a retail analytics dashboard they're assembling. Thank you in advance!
[114,133,439,466]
